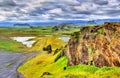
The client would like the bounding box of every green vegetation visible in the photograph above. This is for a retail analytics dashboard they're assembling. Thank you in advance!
[5,62,13,67]
[87,45,94,56]
[0,36,28,52]
[1,25,120,78]
[18,35,120,78]
[0,26,80,36]
[73,32,80,42]
[98,28,104,34]
[52,27,81,35]
[30,36,66,52]
[18,52,120,78]
[0,26,53,36]
[112,33,117,39]
[0,25,80,52]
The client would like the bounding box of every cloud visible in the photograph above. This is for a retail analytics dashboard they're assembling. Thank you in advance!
[0,0,120,22]
[0,0,16,7]
[93,0,108,5]
[48,8,63,14]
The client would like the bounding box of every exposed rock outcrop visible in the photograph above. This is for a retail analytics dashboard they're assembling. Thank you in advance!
[52,24,73,31]
[66,22,120,67]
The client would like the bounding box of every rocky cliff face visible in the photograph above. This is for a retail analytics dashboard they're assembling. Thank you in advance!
[66,22,120,67]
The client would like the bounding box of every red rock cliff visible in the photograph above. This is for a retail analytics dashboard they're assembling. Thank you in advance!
[66,22,120,67]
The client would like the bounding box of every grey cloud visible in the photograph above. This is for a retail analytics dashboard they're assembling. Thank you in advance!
[93,0,108,5]
[47,12,87,20]
[0,0,120,21]
[0,0,16,7]
[105,9,120,16]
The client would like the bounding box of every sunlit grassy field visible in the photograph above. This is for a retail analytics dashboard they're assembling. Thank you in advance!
[0,26,80,36]
[0,26,53,36]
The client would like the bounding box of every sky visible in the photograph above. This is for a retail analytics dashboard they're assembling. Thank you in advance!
[0,0,120,22]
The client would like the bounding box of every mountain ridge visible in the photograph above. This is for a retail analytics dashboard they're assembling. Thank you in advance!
[0,19,120,26]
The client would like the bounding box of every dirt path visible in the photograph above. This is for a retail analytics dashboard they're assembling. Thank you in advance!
[0,51,39,78]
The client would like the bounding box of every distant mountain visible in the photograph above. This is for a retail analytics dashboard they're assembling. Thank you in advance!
[0,22,13,27]
[0,18,120,27]
[94,19,120,24]
[14,23,31,26]
[87,20,96,24]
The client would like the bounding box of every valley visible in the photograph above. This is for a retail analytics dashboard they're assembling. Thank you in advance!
[0,23,120,78]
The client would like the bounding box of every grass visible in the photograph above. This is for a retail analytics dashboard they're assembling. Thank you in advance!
[18,53,120,78]
[73,32,80,42]
[0,26,53,36]
[18,33,120,78]
[98,28,104,34]
[18,51,120,78]
[1,26,120,78]
[18,53,68,78]
[0,26,80,36]
[0,36,28,52]
[0,25,79,52]
[18,36,68,78]
[30,36,66,52]
[5,62,13,67]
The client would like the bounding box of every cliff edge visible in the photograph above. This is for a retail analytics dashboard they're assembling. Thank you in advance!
[66,22,120,67]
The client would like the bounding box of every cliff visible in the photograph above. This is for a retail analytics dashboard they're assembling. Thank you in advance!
[66,22,120,67]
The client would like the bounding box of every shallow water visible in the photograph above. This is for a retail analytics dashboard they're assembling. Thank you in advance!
[59,37,70,42]
[11,36,70,48]
[11,37,35,47]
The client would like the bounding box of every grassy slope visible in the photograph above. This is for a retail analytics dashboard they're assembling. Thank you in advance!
[18,53,120,78]
[18,36,67,78]
[30,36,66,52]
[18,35,120,78]
[18,54,67,78]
